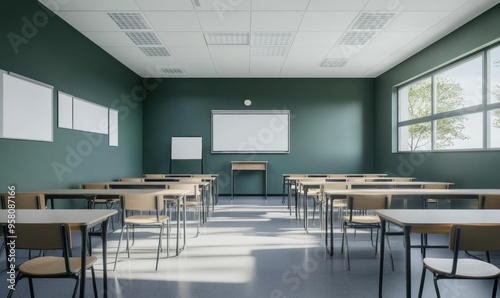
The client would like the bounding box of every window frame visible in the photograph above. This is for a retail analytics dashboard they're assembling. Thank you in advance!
[396,43,500,153]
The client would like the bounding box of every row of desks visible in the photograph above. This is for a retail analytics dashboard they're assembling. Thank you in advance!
[322,188,500,298]
[1,188,190,298]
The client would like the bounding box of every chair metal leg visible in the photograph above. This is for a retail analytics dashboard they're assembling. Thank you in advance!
[28,277,35,298]
[91,266,98,298]
[492,278,499,298]
[418,266,427,298]
[7,273,22,298]
[432,275,442,298]
[114,226,125,270]
[71,277,79,298]
[156,225,163,271]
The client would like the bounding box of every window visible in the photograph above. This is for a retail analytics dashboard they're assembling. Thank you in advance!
[397,44,500,152]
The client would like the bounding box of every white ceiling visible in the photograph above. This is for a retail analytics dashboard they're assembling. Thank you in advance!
[38,0,500,78]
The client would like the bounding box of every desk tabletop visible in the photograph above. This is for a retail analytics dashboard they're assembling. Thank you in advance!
[375,209,500,227]
[301,181,453,187]
[324,188,500,196]
[23,188,190,197]
[0,209,117,226]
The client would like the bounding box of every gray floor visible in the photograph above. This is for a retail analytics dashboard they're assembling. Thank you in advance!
[1,196,499,297]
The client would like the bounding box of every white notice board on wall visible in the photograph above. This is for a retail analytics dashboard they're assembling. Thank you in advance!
[73,98,108,134]
[211,110,290,153]
[171,137,202,160]
[0,72,53,142]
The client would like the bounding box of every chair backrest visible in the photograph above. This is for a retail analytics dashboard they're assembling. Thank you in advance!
[422,183,449,189]
[346,177,367,183]
[81,183,108,189]
[168,183,199,197]
[11,223,71,251]
[143,174,165,178]
[176,177,203,183]
[449,224,500,252]
[479,195,500,209]
[392,177,413,182]
[1,193,45,209]
[321,183,349,191]
[120,194,164,212]
[347,194,388,211]
[119,178,145,182]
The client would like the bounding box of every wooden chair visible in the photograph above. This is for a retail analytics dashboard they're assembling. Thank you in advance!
[419,224,500,298]
[168,183,201,237]
[319,183,350,229]
[81,184,120,230]
[4,223,98,298]
[479,195,500,210]
[298,179,324,224]
[143,174,165,178]
[341,194,393,270]
[114,194,169,271]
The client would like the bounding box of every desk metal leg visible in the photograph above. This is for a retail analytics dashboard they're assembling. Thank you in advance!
[379,219,386,298]
[231,170,234,200]
[304,188,308,231]
[330,197,334,256]
[79,226,89,298]
[101,218,109,298]
[176,199,180,255]
[404,226,412,298]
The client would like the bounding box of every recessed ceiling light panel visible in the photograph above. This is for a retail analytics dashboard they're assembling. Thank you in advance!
[204,32,249,45]
[252,32,293,46]
[251,46,286,56]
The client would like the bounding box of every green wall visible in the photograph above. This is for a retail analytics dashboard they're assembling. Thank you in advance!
[143,78,375,195]
[374,4,500,188]
[0,0,143,195]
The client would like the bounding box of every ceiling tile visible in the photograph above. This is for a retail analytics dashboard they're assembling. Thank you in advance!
[193,0,251,11]
[252,0,309,11]
[299,12,358,32]
[55,11,120,31]
[209,46,250,59]
[384,11,453,31]
[325,46,360,59]
[103,46,151,58]
[308,0,370,11]
[212,58,250,76]
[38,0,139,11]
[197,11,251,31]
[292,32,342,47]
[364,0,470,11]
[368,31,422,47]
[251,12,304,32]
[354,45,399,60]
[168,47,212,58]
[176,58,217,76]
[144,11,201,31]
[81,31,136,46]
[157,32,207,47]
[135,0,194,10]
[287,47,331,59]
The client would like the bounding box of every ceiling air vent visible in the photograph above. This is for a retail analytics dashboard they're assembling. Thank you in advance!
[161,67,185,76]
[204,32,249,45]
[337,31,376,46]
[350,12,397,30]
[319,58,349,68]
[108,12,151,30]
[126,32,162,45]
[139,47,171,57]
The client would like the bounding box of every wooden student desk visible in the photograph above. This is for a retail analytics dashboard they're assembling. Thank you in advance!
[376,209,500,298]
[231,161,268,199]
[0,209,116,298]
[299,180,454,231]
[89,181,212,224]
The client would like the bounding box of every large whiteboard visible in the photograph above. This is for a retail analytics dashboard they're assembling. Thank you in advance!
[212,110,290,153]
[171,137,202,160]
[0,72,53,142]
[73,97,108,134]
